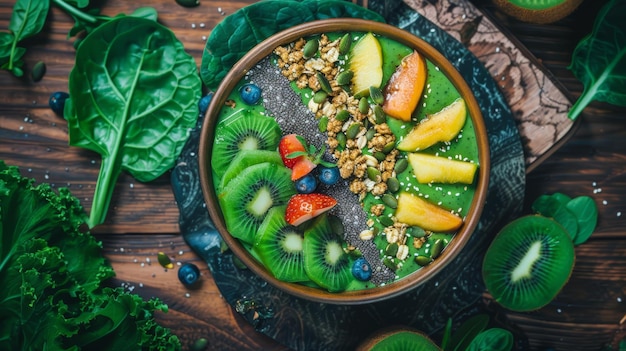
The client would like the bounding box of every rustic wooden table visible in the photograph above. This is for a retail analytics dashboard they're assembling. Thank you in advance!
[1,0,624,350]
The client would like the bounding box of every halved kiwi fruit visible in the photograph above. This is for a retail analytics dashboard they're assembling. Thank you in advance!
[218,149,283,191]
[355,326,441,351]
[219,162,295,244]
[254,206,310,283]
[303,214,354,292]
[482,215,575,312]
[491,0,583,24]
[211,111,281,180]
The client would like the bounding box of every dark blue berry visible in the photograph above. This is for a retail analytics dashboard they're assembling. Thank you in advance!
[352,257,372,281]
[49,91,69,115]
[318,166,340,185]
[295,173,317,193]
[239,83,261,105]
[198,92,214,117]
[178,263,201,286]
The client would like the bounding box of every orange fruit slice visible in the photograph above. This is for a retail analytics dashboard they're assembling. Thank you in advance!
[382,50,428,122]
[394,192,463,233]
[408,153,478,184]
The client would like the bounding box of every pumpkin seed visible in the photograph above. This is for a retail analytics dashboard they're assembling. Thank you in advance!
[379,215,394,227]
[338,33,352,55]
[373,105,386,124]
[176,0,200,7]
[382,194,398,209]
[387,177,400,193]
[383,257,397,271]
[367,167,381,182]
[316,72,332,94]
[382,141,395,154]
[359,97,369,114]
[415,255,432,266]
[346,123,361,139]
[369,86,384,105]
[313,90,328,104]
[430,239,443,259]
[335,109,350,122]
[335,70,354,86]
[337,132,347,149]
[318,116,329,132]
[31,61,46,82]
[408,227,427,238]
[303,38,319,58]
[374,151,386,161]
[157,252,174,269]
[394,158,408,173]
[366,128,376,141]
[385,243,399,256]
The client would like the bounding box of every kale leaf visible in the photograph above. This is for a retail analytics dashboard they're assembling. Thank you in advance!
[0,161,181,350]
[200,0,385,89]
[568,0,626,120]
[64,17,201,228]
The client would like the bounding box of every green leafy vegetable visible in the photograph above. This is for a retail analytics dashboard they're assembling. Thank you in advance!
[568,0,626,120]
[64,16,201,228]
[1,0,157,77]
[200,0,385,89]
[465,328,514,351]
[445,314,490,351]
[0,161,181,350]
[531,192,598,245]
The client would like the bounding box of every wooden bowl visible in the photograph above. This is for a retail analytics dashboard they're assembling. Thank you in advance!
[198,19,490,305]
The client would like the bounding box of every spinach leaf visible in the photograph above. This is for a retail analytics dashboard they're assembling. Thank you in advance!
[465,328,514,351]
[566,196,598,245]
[445,314,490,351]
[0,0,49,76]
[65,17,201,228]
[200,0,384,89]
[531,193,598,245]
[568,0,626,120]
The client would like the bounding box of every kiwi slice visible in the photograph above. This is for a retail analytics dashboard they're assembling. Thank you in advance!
[211,112,281,180]
[303,214,354,292]
[356,327,441,351]
[491,0,583,24]
[218,149,283,191]
[482,215,575,312]
[219,162,295,244]
[254,206,310,282]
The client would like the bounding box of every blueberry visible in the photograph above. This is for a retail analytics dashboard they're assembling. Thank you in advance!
[239,83,261,105]
[295,173,317,193]
[352,257,372,281]
[198,92,214,117]
[178,263,201,287]
[318,166,340,185]
[49,91,69,115]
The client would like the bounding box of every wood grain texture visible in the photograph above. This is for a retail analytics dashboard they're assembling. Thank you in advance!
[1,0,625,350]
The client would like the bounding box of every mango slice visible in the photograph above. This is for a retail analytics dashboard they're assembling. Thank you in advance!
[349,33,383,97]
[396,98,467,151]
[394,192,463,233]
[382,50,428,122]
[408,153,478,184]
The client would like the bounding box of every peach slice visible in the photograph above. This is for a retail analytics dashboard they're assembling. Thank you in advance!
[382,50,428,122]
[408,153,478,184]
[394,192,463,233]
[396,98,467,151]
[349,33,383,97]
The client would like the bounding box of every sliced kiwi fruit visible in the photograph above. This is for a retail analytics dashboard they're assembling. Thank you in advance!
[355,326,441,351]
[491,0,583,24]
[218,149,283,191]
[211,112,281,180]
[219,162,295,244]
[303,214,354,292]
[482,215,575,312]
[254,206,310,283]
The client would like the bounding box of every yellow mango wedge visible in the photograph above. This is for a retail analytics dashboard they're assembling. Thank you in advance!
[395,192,463,233]
[397,98,467,151]
[349,33,383,97]
[408,153,478,184]
[382,50,428,122]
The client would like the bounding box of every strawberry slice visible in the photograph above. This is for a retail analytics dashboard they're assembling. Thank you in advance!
[285,193,337,226]
[278,134,306,169]
[291,158,317,181]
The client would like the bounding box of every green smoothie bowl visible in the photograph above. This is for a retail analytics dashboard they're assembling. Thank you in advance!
[198,19,490,304]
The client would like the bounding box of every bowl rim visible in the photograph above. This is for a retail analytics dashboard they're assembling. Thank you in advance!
[198,18,490,305]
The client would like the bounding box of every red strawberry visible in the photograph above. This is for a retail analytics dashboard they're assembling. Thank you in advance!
[278,134,306,169]
[291,158,317,181]
[285,193,337,226]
